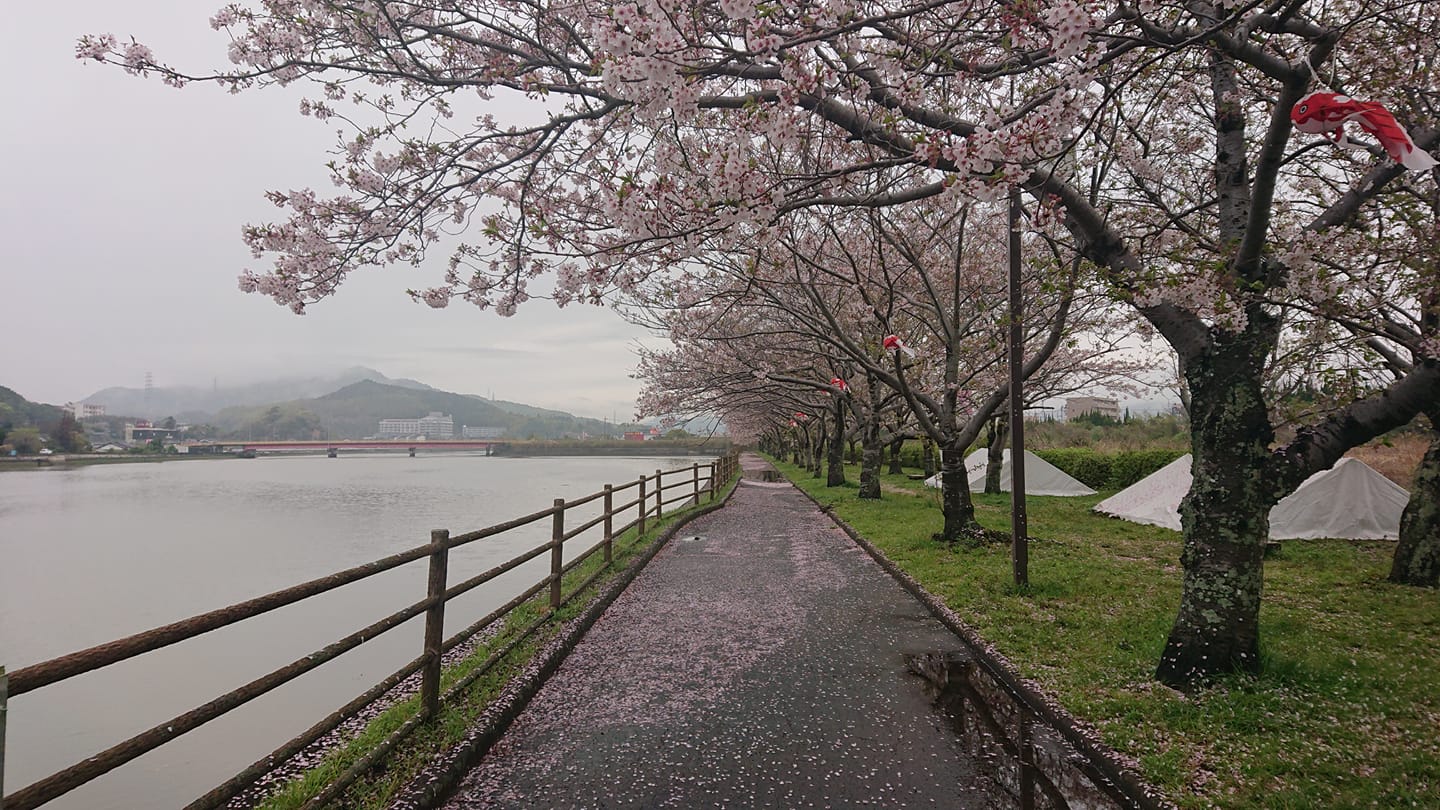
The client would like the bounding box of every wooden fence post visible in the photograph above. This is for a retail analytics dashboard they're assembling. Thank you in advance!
[655,469,664,519]
[692,463,700,506]
[638,475,647,535]
[1,665,8,809]
[708,461,717,502]
[550,498,565,610]
[603,484,614,564]
[421,530,450,721]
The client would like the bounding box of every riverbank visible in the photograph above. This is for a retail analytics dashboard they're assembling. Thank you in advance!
[769,456,1440,808]
[0,452,230,471]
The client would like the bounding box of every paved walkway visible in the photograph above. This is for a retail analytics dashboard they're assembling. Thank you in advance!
[442,454,1000,808]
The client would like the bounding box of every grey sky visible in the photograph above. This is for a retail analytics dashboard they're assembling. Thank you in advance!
[0,1,661,421]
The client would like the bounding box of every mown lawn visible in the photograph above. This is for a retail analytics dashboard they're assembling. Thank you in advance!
[770,457,1440,809]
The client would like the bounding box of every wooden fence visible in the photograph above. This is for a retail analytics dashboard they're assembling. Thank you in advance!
[0,453,740,810]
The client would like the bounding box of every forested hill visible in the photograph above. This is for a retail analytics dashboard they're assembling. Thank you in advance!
[0,385,64,429]
[211,379,645,440]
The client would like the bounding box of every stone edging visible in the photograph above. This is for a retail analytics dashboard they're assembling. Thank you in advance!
[788,481,1176,810]
[388,481,739,809]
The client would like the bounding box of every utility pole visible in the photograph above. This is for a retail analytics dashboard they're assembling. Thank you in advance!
[1008,185,1029,588]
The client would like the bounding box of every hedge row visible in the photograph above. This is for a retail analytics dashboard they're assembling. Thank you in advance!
[887,442,1185,490]
[1033,448,1187,490]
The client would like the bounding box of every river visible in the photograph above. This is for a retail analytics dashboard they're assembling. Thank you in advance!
[0,452,714,809]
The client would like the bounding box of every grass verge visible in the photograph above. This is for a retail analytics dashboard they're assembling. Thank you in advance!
[253,475,739,810]
[770,456,1439,809]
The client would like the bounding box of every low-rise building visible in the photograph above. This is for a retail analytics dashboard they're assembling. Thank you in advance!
[462,425,505,438]
[64,402,107,419]
[1065,396,1121,421]
[379,412,454,439]
[378,418,421,438]
[124,421,179,445]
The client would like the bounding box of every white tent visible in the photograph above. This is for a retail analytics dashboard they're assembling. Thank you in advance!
[1269,457,1410,540]
[1094,455,1409,540]
[925,449,1097,496]
[1092,454,1190,531]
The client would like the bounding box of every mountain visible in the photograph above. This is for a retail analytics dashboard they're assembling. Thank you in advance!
[211,379,647,440]
[79,367,431,421]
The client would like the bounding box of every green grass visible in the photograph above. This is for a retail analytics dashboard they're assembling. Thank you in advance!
[254,477,739,809]
[771,456,1440,809]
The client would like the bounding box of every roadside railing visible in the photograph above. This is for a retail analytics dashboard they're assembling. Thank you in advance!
[0,453,740,810]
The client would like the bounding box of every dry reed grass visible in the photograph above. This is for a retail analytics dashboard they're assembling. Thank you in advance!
[1348,433,1428,489]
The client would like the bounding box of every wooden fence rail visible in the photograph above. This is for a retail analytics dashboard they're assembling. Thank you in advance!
[0,453,739,810]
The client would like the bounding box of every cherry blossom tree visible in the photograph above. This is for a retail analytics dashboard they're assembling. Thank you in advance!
[629,198,1146,540]
[82,0,1440,685]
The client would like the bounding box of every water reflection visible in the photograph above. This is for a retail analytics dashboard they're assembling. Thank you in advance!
[907,651,1143,810]
[0,453,710,810]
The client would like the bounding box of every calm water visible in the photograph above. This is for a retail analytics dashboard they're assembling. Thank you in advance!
[0,453,712,809]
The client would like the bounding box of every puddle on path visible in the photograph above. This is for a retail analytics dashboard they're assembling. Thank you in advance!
[907,651,1145,810]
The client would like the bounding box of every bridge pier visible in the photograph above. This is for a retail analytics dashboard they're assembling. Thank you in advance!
[327,447,338,458]
[409,447,417,457]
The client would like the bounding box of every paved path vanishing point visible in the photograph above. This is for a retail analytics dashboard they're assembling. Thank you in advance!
[442,453,1005,809]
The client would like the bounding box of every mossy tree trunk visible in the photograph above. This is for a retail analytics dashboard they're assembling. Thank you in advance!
[887,435,905,475]
[1156,339,1274,686]
[984,415,1008,495]
[826,400,847,486]
[938,441,980,542]
[1391,411,1440,587]
[859,420,883,499]
[922,438,936,478]
[858,388,884,499]
[811,418,825,478]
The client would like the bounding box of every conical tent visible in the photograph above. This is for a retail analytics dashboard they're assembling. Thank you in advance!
[925,449,1096,496]
[1092,453,1190,531]
[1094,455,1409,540]
[1269,457,1410,540]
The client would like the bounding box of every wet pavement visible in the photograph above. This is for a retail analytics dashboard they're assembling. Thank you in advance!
[440,454,1003,808]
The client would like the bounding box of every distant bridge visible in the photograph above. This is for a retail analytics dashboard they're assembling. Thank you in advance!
[228,440,498,453]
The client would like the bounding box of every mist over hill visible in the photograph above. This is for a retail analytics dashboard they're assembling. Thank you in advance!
[79,367,433,421]
[211,379,649,440]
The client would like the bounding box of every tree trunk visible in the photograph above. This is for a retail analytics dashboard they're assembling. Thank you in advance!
[938,444,981,543]
[1156,345,1273,687]
[923,438,937,478]
[985,416,1008,495]
[812,428,825,478]
[1391,413,1440,587]
[888,435,905,475]
[860,419,883,499]
[826,413,847,487]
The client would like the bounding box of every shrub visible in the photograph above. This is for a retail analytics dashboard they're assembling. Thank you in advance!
[1107,449,1187,488]
[1035,448,1112,489]
[1035,448,1187,490]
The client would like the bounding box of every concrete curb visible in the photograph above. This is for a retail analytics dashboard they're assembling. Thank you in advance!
[388,480,740,810]
[786,476,1175,810]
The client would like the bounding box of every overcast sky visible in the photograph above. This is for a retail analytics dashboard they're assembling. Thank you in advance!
[0,1,662,421]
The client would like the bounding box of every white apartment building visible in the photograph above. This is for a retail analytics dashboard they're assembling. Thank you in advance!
[379,412,454,438]
[64,402,107,419]
[378,418,420,438]
[1065,396,1121,421]
[418,412,454,438]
